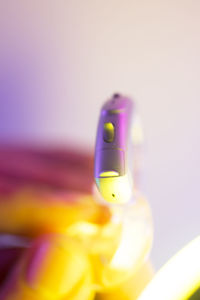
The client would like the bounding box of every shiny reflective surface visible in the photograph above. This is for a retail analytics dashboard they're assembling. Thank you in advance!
[95,95,134,204]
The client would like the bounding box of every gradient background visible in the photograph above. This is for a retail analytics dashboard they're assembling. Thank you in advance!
[0,0,199,269]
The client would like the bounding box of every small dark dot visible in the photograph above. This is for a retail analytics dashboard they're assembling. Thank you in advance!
[112,193,115,197]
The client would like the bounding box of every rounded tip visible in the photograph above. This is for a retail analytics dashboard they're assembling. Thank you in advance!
[113,93,121,98]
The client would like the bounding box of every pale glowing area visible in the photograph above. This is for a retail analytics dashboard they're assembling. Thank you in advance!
[67,221,99,236]
[132,115,144,146]
[99,196,153,289]
[110,217,151,270]
[97,262,154,300]
[138,236,200,300]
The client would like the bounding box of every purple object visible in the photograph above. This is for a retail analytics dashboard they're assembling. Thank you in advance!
[94,94,135,204]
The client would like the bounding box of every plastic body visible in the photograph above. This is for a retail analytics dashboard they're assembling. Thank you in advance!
[94,94,135,204]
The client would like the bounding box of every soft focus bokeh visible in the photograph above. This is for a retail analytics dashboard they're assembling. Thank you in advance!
[0,0,199,269]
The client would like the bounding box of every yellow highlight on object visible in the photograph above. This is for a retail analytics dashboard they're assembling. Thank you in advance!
[103,122,115,143]
[138,236,200,300]
[103,122,114,131]
[100,171,119,177]
[96,174,132,204]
